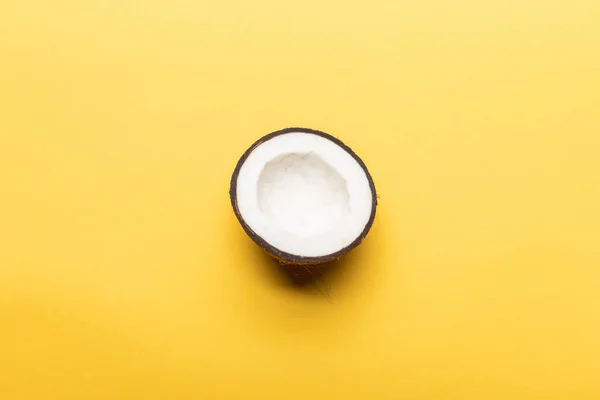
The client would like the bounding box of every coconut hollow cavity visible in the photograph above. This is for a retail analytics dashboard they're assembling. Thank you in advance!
[230,128,377,265]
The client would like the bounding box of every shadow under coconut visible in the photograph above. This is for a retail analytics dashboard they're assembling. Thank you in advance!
[248,241,371,299]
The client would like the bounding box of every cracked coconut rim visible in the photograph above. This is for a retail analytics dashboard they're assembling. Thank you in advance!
[230,128,377,264]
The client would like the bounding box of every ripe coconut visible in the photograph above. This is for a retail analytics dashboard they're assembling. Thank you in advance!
[230,127,377,265]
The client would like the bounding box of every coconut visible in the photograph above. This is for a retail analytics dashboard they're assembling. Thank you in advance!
[230,127,377,265]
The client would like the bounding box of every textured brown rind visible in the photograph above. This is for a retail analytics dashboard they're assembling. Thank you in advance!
[230,127,377,265]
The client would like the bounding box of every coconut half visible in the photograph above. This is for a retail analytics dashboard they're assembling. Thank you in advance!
[230,127,377,265]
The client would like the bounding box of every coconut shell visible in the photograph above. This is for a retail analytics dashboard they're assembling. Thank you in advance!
[230,127,377,265]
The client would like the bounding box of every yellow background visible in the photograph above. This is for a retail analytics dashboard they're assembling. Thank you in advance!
[1,0,599,399]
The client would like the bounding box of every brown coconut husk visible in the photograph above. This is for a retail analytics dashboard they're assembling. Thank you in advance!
[230,127,377,266]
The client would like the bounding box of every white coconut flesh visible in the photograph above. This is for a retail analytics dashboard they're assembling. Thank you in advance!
[235,132,373,258]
